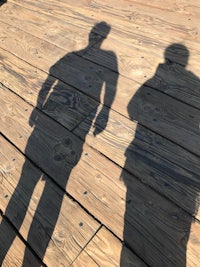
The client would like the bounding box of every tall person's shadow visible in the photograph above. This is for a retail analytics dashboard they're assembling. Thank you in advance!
[120,44,200,267]
[0,22,118,265]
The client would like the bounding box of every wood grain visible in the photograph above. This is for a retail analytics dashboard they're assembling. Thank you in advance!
[0,215,44,267]
[88,0,200,42]
[9,0,200,44]
[125,0,200,17]
[1,2,200,114]
[0,2,101,51]
[0,48,98,130]
[74,105,200,220]
[72,227,148,267]
[71,251,99,267]
[0,84,126,238]
[0,22,118,112]
[0,21,66,70]
[2,18,200,134]
[0,134,100,266]
[83,40,200,110]
[1,1,200,266]
[8,0,200,76]
[1,85,200,267]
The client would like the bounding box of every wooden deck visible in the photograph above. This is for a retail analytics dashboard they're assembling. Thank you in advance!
[0,0,200,266]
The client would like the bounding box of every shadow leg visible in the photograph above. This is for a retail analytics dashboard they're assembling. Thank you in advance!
[22,179,64,266]
[0,160,39,264]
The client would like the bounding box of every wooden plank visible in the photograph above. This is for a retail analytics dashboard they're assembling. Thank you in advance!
[74,105,200,220]
[0,2,102,51]
[2,4,200,112]
[0,85,125,237]
[1,85,200,267]
[1,2,200,266]
[124,84,200,156]
[0,135,100,266]
[8,0,96,32]
[72,75,200,159]
[43,0,200,15]
[72,227,148,267]
[2,23,200,152]
[0,21,118,111]
[6,0,200,81]
[125,0,200,16]
[0,48,98,130]
[9,0,200,44]
[82,41,200,110]
[8,0,199,73]
[0,215,44,267]
[2,21,198,164]
[1,14,200,128]
[86,0,200,42]
[1,1,199,157]
[58,0,200,83]
[0,21,66,70]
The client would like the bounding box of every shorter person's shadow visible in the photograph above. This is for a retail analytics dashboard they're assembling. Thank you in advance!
[120,44,200,267]
[0,21,118,265]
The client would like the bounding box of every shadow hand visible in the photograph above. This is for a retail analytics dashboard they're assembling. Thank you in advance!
[29,109,38,127]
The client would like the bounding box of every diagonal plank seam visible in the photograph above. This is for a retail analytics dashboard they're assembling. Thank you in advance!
[69,225,103,267]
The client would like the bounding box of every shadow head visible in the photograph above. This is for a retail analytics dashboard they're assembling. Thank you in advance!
[164,43,189,67]
[89,21,111,44]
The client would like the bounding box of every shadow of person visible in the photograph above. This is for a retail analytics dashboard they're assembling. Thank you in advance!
[120,44,200,267]
[0,21,118,265]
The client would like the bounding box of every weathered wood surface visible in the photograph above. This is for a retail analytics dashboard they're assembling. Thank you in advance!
[0,21,65,71]
[8,0,200,43]
[1,2,200,112]
[121,0,200,16]
[1,84,200,266]
[0,2,101,51]
[7,0,200,78]
[0,48,98,130]
[0,134,100,266]
[0,22,119,111]
[1,0,200,266]
[0,215,43,267]
[1,8,200,154]
[72,251,99,267]
[1,38,200,159]
[72,227,148,267]
[74,105,200,220]
[89,78,200,157]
